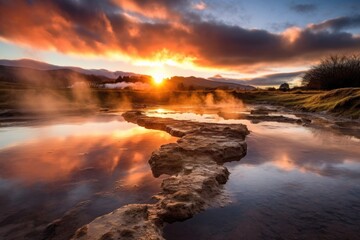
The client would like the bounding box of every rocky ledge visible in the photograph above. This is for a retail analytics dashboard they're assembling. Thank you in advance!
[72,111,249,240]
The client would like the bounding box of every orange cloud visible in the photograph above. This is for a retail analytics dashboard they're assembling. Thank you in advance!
[282,27,302,43]
[113,0,182,20]
[193,1,207,10]
[1,0,360,73]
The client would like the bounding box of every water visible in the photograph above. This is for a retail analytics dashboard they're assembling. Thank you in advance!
[146,108,360,240]
[0,114,177,239]
[1,108,359,239]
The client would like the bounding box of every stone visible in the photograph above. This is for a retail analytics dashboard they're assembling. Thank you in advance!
[72,111,249,240]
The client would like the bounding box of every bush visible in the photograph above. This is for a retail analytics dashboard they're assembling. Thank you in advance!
[302,55,360,90]
[279,83,290,91]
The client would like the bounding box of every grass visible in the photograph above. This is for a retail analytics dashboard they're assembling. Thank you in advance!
[240,88,360,119]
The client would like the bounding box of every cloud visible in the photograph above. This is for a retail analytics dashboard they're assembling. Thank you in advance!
[308,15,360,32]
[0,1,360,73]
[193,1,207,10]
[189,21,360,71]
[290,3,317,13]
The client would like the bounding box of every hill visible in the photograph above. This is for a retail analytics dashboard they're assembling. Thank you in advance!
[166,76,255,90]
[0,59,137,79]
[0,65,113,88]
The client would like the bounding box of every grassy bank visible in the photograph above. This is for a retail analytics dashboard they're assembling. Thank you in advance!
[237,88,360,119]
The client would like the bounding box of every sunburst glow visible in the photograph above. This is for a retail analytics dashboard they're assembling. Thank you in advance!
[152,70,166,85]
[153,74,164,85]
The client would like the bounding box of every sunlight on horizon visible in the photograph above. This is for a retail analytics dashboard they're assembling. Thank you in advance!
[151,66,168,85]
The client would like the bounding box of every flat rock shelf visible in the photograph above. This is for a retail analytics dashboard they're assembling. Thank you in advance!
[72,111,249,240]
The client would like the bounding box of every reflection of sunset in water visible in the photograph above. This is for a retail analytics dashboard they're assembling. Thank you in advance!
[0,118,177,239]
[0,125,175,184]
[273,153,296,172]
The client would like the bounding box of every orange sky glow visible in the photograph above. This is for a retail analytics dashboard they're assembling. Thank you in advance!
[1,0,360,84]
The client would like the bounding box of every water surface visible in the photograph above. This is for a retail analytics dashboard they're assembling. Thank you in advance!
[0,115,177,239]
[1,108,359,240]
[146,108,360,240]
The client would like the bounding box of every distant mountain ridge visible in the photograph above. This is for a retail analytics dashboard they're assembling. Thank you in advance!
[0,59,137,79]
[168,76,255,90]
[0,59,255,90]
[0,65,114,88]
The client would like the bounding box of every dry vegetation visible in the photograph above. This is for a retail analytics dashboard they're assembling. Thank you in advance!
[240,88,360,119]
[302,55,360,90]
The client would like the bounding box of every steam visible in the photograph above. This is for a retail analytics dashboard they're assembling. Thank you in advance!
[10,67,244,117]
[169,90,244,109]
[15,69,99,114]
[104,82,151,90]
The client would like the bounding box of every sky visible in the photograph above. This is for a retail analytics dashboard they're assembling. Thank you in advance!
[1,0,360,84]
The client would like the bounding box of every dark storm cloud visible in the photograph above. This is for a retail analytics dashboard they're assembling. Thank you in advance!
[290,3,317,13]
[293,29,360,52]
[189,21,285,66]
[309,15,360,32]
[1,0,360,72]
[187,20,360,69]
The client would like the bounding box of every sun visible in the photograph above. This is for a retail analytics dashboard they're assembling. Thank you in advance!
[152,72,165,85]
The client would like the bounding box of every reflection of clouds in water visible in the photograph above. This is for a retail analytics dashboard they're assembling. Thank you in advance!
[0,120,177,239]
[145,107,360,240]
[146,109,360,179]
[67,182,93,204]
[0,118,137,148]
[272,153,296,172]
[239,129,360,179]
[0,127,176,184]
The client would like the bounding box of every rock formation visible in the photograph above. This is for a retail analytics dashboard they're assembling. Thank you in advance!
[72,111,249,240]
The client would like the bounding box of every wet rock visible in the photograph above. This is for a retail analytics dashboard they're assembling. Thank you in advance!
[42,201,92,240]
[149,143,185,177]
[73,111,249,240]
[72,204,163,240]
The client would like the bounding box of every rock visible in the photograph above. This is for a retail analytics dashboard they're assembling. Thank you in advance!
[72,204,163,240]
[43,200,93,240]
[73,111,249,239]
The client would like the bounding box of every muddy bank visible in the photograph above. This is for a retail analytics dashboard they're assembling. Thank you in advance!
[72,111,249,240]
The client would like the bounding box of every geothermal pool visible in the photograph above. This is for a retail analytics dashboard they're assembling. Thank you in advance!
[0,108,359,239]
[0,114,177,239]
[146,108,360,240]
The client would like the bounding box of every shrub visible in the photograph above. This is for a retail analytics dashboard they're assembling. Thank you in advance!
[302,55,360,90]
[279,83,290,91]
